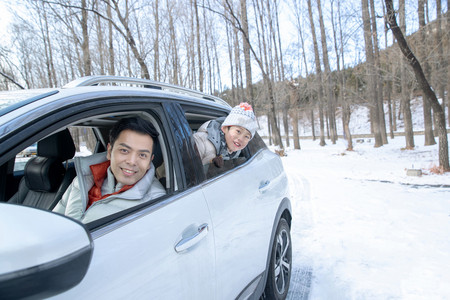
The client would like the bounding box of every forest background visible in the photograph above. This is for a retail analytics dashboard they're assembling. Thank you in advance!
[0,0,449,167]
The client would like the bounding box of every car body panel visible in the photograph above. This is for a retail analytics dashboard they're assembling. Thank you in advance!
[201,149,289,299]
[51,189,215,299]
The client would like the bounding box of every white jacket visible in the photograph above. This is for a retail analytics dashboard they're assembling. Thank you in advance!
[53,152,166,223]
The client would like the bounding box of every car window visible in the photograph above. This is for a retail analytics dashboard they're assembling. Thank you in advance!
[14,143,37,172]
[6,110,171,226]
[185,110,259,180]
[13,127,97,172]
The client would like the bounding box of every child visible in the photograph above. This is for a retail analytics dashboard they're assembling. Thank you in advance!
[193,102,258,168]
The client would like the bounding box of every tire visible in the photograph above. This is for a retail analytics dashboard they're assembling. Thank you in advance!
[263,218,292,300]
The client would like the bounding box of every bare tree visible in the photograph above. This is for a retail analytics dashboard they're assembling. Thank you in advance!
[398,0,415,149]
[153,0,160,81]
[381,0,395,139]
[207,0,283,147]
[369,0,388,145]
[194,0,204,91]
[81,0,92,76]
[434,0,447,127]
[385,0,449,172]
[362,0,382,147]
[307,0,326,146]
[331,0,353,150]
[418,0,436,146]
[317,0,337,144]
[240,0,254,106]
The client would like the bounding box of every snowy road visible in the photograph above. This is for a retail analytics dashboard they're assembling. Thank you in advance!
[281,137,450,299]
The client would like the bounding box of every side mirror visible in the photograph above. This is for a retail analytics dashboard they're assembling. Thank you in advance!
[0,204,94,299]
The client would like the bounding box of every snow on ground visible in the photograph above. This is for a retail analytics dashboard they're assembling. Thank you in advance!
[281,135,450,299]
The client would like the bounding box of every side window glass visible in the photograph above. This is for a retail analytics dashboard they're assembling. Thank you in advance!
[68,127,97,157]
[13,127,97,173]
[14,143,37,172]
[246,133,267,156]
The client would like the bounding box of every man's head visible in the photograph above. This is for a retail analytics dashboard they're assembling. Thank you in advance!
[107,117,159,185]
[221,102,258,152]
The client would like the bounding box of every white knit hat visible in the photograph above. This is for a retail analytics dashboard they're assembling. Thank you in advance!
[222,102,258,138]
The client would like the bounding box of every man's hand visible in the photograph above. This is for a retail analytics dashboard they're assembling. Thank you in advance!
[212,155,224,168]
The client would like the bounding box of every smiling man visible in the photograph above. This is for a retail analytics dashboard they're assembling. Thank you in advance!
[53,117,166,223]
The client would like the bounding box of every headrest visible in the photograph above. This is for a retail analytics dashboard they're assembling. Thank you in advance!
[24,156,65,192]
[38,129,76,161]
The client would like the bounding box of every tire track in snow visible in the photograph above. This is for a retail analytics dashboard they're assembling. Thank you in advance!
[284,163,314,300]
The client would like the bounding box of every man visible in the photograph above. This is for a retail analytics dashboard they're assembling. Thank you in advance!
[53,117,166,223]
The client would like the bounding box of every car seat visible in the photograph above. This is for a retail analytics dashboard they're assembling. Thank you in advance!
[8,129,76,210]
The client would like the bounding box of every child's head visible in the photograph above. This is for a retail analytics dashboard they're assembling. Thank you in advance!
[221,102,258,152]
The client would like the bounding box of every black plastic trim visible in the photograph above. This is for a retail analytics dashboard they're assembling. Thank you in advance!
[0,244,93,300]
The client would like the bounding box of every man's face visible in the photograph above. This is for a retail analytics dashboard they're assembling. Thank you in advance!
[222,125,251,152]
[106,129,154,186]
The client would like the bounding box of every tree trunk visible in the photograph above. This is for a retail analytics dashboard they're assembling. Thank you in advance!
[448,0,450,127]
[95,1,105,75]
[81,0,91,76]
[240,0,254,105]
[307,0,326,146]
[167,1,179,85]
[194,0,204,91]
[310,108,316,141]
[153,0,160,81]
[289,83,300,149]
[370,0,387,145]
[418,0,436,146]
[435,0,447,128]
[106,0,115,75]
[385,0,450,171]
[398,0,415,149]
[362,0,382,147]
[318,0,337,144]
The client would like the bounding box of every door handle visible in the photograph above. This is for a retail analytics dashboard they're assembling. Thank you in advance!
[175,223,209,253]
[259,180,271,193]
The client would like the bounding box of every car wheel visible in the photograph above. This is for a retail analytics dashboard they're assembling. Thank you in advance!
[264,218,292,300]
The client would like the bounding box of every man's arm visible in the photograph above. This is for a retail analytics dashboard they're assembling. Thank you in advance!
[52,177,84,220]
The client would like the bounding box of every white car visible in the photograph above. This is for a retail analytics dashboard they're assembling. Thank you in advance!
[0,76,292,299]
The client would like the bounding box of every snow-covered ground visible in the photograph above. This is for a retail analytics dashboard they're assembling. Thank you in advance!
[279,134,450,299]
[257,98,450,299]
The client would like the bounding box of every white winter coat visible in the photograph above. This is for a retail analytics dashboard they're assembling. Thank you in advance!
[53,152,166,223]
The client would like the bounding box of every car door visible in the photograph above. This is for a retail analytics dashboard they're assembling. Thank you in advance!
[55,101,216,299]
[55,190,215,299]
[200,137,289,299]
[0,93,216,299]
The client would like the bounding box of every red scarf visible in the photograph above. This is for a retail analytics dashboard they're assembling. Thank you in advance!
[86,160,134,209]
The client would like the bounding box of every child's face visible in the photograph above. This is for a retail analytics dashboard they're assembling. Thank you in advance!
[222,125,251,152]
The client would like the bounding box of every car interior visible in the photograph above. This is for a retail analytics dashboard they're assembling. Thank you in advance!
[3,111,171,221]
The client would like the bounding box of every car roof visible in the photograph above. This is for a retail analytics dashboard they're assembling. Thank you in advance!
[0,76,231,129]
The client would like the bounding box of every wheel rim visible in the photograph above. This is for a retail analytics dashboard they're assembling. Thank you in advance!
[274,228,291,295]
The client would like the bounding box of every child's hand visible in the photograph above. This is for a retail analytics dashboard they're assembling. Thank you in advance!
[212,155,224,168]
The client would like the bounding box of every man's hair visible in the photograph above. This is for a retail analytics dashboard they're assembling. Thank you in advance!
[109,116,159,152]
